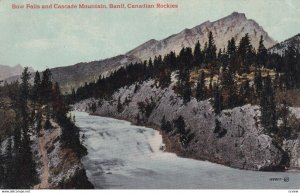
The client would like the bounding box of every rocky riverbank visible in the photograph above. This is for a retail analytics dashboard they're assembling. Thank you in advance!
[74,80,300,171]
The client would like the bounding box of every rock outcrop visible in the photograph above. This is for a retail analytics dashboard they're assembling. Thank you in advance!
[74,80,300,171]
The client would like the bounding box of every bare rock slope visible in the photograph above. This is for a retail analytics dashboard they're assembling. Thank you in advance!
[127,12,276,61]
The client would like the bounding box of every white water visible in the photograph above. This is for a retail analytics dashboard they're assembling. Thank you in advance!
[73,111,300,189]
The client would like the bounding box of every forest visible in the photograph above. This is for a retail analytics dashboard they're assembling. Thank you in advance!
[0,31,300,188]
[70,32,300,155]
[0,68,86,188]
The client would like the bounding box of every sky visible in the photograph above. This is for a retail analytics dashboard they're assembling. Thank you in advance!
[0,0,300,70]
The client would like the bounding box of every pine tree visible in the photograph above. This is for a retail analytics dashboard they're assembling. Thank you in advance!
[254,68,263,98]
[196,71,206,101]
[260,75,277,134]
[278,100,291,138]
[193,40,203,66]
[181,68,191,104]
[40,68,52,103]
[52,82,67,117]
[32,71,41,103]
[205,31,217,65]
[257,35,268,67]
[213,84,223,114]
[4,138,15,188]
[173,116,186,135]
[238,33,254,73]
[117,96,123,113]
[239,80,251,104]
[0,142,4,187]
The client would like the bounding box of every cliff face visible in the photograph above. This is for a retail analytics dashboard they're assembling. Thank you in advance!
[32,119,93,189]
[74,80,300,170]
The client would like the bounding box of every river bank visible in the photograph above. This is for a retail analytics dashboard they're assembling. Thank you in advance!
[73,111,300,189]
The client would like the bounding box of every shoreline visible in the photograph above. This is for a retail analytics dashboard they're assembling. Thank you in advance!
[87,111,296,173]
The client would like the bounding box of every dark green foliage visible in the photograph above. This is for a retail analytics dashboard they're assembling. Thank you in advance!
[254,69,263,97]
[196,71,206,101]
[32,71,41,103]
[58,114,87,157]
[179,47,193,67]
[117,97,123,113]
[239,80,251,104]
[260,75,277,135]
[90,102,97,113]
[0,141,4,187]
[257,35,268,67]
[173,116,186,135]
[282,45,300,89]
[237,33,255,73]
[213,85,223,114]
[160,116,172,133]
[214,119,227,138]
[137,98,156,118]
[193,40,204,66]
[205,31,217,64]
[277,100,291,139]
[177,67,191,104]
[3,138,15,188]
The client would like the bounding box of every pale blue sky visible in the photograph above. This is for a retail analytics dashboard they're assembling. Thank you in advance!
[0,0,299,70]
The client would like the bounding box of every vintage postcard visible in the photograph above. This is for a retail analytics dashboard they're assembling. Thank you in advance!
[0,0,299,191]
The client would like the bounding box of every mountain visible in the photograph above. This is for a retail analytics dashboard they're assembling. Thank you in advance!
[48,55,140,93]
[269,34,300,55]
[126,12,276,61]
[4,12,276,92]
[0,64,34,81]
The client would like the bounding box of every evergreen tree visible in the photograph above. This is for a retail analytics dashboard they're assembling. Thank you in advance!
[257,35,268,67]
[180,68,192,104]
[213,84,223,114]
[239,80,251,104]
[278,100,291,138]
[260,75,277,134]
[254,69,263,98]
[222,67,238,108]
[283,45,298,88]
[32,71,41,103]
[4,138,15,188]
[0,142,4,187]
[193,40,203,66]
[173,116,186,135]
[40,68,52,103]
[52,82,67,117]
[238,33,254,73]
[196,71,206,101]
[205,31,217,64]
[19,67,31,127]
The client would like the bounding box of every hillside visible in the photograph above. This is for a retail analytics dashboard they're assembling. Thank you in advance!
[269,34,300,55]
[73,80,300,170]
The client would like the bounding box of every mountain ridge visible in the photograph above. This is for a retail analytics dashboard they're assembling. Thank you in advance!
[3,12,278,92]
[126,12,276,61]
[0,64,34,81]
[269,33,300,55]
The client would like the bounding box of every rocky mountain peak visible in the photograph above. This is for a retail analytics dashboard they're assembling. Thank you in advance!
[126,12,276,61]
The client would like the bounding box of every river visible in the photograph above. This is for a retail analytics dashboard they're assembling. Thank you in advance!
[73,111,300,189]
